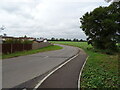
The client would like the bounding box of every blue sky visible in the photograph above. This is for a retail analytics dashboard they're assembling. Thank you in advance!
[0,0,111,39]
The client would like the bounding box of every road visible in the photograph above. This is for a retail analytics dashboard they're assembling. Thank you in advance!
[39,48,87,88]
[2,44,79,88]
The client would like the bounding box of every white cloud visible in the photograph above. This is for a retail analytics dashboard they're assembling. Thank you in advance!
[0,0,109,39]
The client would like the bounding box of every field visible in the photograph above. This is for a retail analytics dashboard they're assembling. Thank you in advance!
[2,45,63,59]
[51,41,119,88]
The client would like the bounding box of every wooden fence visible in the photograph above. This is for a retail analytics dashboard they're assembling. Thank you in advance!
[2,44,32,54]
[2,42,52,54]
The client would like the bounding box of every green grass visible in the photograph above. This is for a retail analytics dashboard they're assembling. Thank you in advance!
[51,41,119,88]
[2,45,63,59]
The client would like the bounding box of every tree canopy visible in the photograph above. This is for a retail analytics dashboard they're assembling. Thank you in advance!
[80,1,120,51]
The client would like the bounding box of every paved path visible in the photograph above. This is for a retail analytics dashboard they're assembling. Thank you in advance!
[39,48,87,88]
[2,44,79,88]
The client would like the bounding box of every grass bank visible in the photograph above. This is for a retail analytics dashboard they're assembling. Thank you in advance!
[51,41,119,88]
[2,45,63,59]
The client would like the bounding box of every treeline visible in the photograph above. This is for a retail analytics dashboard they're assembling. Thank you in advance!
[48,37,86,42]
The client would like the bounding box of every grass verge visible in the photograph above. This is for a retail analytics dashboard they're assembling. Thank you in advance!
[51,41,119,88]
[2,45,63,59]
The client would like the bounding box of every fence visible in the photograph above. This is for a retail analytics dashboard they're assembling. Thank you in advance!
[32,42,52,50]
[2,44,32,54]
[2,42,52,54]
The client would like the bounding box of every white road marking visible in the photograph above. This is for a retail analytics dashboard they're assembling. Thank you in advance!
[78,56,89,90]
[33,53,79,90]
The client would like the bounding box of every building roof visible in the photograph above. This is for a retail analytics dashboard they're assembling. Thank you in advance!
[19,37,35,39]
[2,36,35,40]
[2,36,14,38]
[35,38,47,43]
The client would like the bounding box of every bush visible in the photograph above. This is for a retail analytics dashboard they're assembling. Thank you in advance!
[22,40,33,44]
[3,39,33,44]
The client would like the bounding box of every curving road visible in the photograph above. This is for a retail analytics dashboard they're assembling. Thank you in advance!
[2,44,79,88]
[39,48,88,88]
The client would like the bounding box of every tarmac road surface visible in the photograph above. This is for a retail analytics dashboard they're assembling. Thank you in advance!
[39,48,88,88]
[2,44,79,88]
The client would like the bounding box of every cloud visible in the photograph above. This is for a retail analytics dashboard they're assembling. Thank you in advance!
[0,0,109,39]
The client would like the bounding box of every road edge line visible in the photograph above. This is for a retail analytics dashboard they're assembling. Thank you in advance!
[33,52,79,90]
[78,56,89,90]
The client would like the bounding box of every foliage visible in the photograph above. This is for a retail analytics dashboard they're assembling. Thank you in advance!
[51,41,119,88]
[80,1,120,51]
[3,39,33,44]
[22,39,33,44]
[48,37,86,42]
[73,38,79,42]
[3,39,22,44]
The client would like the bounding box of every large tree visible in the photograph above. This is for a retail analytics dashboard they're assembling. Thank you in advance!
[80,1,120,50]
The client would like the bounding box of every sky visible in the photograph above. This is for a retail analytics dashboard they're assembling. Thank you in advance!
[0,0,110,40]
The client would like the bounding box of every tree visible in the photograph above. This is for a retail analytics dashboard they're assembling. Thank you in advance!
[55,38,58,41]
[68,39,72,41]
[51,37,55,41]
[80,1,120,51]
[105,0,112,2]
[3,33,7,36]
[105,0,120,3]
[80,39,84,42]
[59,38,65,41]
[73,38,79,42]
[24,35,27,38]
[0,25,5,31]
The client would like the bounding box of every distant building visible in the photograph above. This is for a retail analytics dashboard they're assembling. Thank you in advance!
[18,37,35,41]
[2,36,14,41]
[1,36,48,43]
[35,38,47,43]
[1,36,35,41]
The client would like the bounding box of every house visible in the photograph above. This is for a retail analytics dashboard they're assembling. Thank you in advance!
[2,36,35,42]
[2,35,47,43]
[34,38,47,43]
[2,36,14,41]
[18,37,35,41]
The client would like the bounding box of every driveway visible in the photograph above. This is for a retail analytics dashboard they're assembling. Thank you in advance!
[2,44,79,88]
